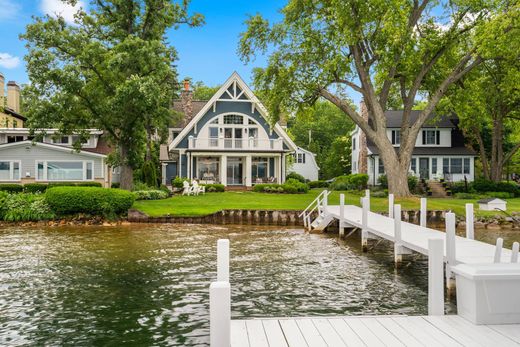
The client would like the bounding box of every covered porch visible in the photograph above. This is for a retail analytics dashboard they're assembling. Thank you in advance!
[186,152,287,187]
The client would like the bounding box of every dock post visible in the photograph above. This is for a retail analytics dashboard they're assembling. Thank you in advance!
[445,212,456,293]
[420,198,427,227]
[339,194,345,237]
[210,281,231,347]
[512,242,519,263]
[494,238,504,263]
[394,204,403,265]
[388,194,394,218]
[323,190,328,213]
[465,203,474,240]
[217,239,230,282]
[428,238,445,316]
[365,189,371,211]
[362,197,369,252]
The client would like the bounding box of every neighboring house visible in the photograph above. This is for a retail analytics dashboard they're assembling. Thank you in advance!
[160,72,298,188]
[352,101,476,185]
[0,73,26,128]
[289,146,320,181]
[0,75,113,187]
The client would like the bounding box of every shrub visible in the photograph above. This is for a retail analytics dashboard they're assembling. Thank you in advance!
[132,181,153,191]
[171,177,186,189]
[0,184,23,193]
[133,190,169,200]
[201,183,225,192]
[0,191,8,219]
[378,175,388,189]
[484,191,514,199]
[141,161,158,188]
[407,175,418,191]
[2,193,54,221]
[454,192,481,199]
[283,178,309,193]
[286,172,306,183]
[330,174,369,191]
[495,182,519,196]
[111,182,121,188]
[76,182,103,187]
[46,187,135,216]
[350,174,369,190]
[309,180,329,188]
[23,183,48,193]
[450,182,468,194]
[47,182,102,188]
[371,190,387,198]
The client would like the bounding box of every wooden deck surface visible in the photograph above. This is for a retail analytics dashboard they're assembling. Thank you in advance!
[231,315,520,346]
[326,205,515,264]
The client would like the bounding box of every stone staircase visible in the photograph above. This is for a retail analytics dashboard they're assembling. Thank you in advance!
[427,180,449,198]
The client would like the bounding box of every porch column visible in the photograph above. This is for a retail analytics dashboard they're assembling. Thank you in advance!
[274,156,280,183]
[281,153,286,183]
[161,163,167,185]
[187,153,191,180]
[245,155,252,187]
[220,155,227,186]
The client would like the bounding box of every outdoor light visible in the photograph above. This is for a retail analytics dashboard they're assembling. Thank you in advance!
[26,172,31,177]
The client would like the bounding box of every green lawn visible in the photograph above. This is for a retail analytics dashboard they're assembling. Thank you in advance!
[133,189,520,217]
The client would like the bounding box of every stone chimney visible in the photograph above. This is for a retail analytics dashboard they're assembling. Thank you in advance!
[358,99,368,174]
[7,81,20,113]
[0,73,4,108]
[180,79,193,125]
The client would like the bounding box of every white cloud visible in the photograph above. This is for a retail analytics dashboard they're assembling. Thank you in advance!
[0,53,20,69]
[0,0,21,21]
[40,0,85,23]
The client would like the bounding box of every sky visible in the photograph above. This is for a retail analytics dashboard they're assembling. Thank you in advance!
[0,0,285,87]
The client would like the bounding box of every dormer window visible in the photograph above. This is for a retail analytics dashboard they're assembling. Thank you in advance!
[391,130,400,145]
[52,136,70,144]
[223,114,243,124]
[423,130,440,145]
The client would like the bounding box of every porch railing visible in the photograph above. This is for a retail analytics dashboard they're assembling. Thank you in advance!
[188,136,283,151]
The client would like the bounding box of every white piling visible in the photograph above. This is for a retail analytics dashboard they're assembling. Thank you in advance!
[362,197,369,252]
[323,190,328,213]
[217,239,230,282]
[339,193,345,237]
[512,242,519,263]
[365,190,371,211]
[465,203,474,240]
[445,212,456,291]
[388,194,394,218]
[394,204,402,264]
[494,238,504,263]
[428,238,445,316]
[419,198,427,227]
[210,281,231,347]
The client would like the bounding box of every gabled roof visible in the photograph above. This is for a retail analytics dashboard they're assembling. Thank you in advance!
[0,140,107,158]
[2,107,27,122]
[384,111,455,128]
[168,72,297,152]
[477,198,507,204]
[171,100,207,128]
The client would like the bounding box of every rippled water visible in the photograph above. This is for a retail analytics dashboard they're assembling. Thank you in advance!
[1,224,515,346]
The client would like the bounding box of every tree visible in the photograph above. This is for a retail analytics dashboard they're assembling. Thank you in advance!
[192,80,220,100]
[21,0,203,189]
[288,100,354,179]
[441,60,520,181]
[239,0,516,196]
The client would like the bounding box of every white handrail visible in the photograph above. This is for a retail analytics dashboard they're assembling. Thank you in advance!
[299,190,327,218]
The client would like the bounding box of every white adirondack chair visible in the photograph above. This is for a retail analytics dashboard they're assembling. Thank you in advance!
[192,180,205,195]
[182,181,194,195]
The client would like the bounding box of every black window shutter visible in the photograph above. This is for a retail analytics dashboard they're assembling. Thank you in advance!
[391,131,395,144]
[436,131,440,145]
[422,131,426,145]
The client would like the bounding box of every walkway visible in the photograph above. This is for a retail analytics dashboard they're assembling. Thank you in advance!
[231,315,520,347]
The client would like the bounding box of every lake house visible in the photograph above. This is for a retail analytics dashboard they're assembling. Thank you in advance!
[160,72,298,188]
[352,101,476,186]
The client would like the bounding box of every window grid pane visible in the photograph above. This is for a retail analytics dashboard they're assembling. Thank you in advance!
[450,158,462,174]
[0,162,10,180]
[47,162,84,180]
[223,115,243,124]
[463,158,470,174]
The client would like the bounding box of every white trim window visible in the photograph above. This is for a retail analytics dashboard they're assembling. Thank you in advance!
[422,130,440,145]
[296,152,306,164]
[36,160,94,181]
[0,160,21,181]
[391,130,400,145]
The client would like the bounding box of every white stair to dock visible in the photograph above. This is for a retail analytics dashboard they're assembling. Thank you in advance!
[310,213,334,231]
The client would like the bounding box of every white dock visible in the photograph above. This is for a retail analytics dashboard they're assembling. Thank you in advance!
[230,315,520,346]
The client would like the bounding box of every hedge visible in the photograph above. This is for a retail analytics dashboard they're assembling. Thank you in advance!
[48,182,103,188]
[286,172,306,183]
[253,178,309,194]
[133,190,169,200]
[23,183,49,193]
[45,187,135,216]
[0,184,23,193]
[201,183,225,192]
[330,174,369,190]
[309,180,329,188]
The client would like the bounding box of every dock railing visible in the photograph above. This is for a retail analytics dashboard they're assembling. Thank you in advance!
[299,190,331,229]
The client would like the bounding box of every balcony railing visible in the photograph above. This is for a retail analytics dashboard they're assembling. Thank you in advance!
[188,136,283,151]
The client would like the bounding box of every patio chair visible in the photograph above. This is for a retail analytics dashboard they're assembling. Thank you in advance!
[182,181,194,196]
[191,180,205,195]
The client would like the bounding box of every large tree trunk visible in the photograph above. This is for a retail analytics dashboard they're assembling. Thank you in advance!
[377,139,412,197]
[119,144,134,190]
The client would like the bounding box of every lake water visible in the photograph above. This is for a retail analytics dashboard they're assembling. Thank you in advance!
[0,224,518,346]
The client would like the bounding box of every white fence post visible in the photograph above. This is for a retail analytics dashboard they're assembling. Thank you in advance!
[494,238,504,263]
[365,189,371,211]
[512,242,519,263]
[362,197,369,252]
[394,204,403,264]
[445,212,456,291]
[339,193,345,237]
[465,203,474,240]
[323,190,328,213]
[388,194,394,218]
[210,281,231,347]
[428,238,445,316]
[420,198,427,227]
[217,239,230,282]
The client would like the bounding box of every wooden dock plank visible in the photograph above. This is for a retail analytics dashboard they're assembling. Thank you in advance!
[311,318,348,346]
[278,319,309,347]
[231,320,250,347]
[327,318,366,347]
[443,315,519,347]
[392,316,461,347]
[375,317,424,347]
[488,324,520,344]
[423,316,486,347]
[262,319,288,347]
[343,317,385,347]
[245,320,269,347]
[295,318,327,347]
[358,317,404,347]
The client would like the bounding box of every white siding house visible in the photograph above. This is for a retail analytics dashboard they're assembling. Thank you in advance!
[289,146,319,181]
[352,105,476,185]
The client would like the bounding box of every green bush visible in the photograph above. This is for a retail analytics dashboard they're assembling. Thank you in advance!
[454,192,481,199]
[286,172,306,183]
[0,184,23,193]
[47,182,102,188]
[0,191,8,219]
[76,182,103,187]
[330,174,369,191]
[283,178,309,193]
[46,187,135,217]
[23,183,48,193]
[484,191,514,199]
[141,161,158,188]
[371,190,388,198]
[378,175,388,189]
[350,174,369,190]
[472,178,496,192]
[1,193,54,221]
[309,180,329,188]
[495,182,519,196]
[408,175,418,191]
[111,182,121,188]
[133,190,169,200]
[202,183,225,192]
[171,177,186,189]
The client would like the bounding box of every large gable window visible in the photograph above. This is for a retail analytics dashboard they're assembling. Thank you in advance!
[0,161,21,181]
[223,114,243,124]
[36,161,94,181]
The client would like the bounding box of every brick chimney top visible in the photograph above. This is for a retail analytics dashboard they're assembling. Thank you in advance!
[7,81,19,88]
[183,79,190,91]
[180,80,193,125]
